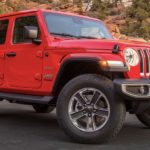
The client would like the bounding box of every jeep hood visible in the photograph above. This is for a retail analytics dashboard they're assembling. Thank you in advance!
[50,38,150,51]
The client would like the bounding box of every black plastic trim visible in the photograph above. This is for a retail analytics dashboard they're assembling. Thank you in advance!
[52,57,99,94]
[144,49,150,74]
[0,92,53,104]
[112,44,120,54]
[114,79,150,100]
[137,49,144,74]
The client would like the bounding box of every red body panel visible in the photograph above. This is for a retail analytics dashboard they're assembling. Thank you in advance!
[0,9,149,96]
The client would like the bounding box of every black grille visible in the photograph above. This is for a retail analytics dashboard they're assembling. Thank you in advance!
[137,49,150,77]
[137,49,144,76]
[144,49,150,76]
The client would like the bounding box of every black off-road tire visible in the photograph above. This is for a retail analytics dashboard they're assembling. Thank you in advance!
[56,74,126,144]
[136,109,150,127]
[32,104,55,113]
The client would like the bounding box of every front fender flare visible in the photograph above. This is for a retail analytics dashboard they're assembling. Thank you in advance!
[52,53,127,94]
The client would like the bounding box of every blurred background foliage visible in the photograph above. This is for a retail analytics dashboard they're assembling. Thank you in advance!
[0,0,149,40]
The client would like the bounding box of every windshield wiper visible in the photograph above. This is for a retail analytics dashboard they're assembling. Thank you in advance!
[50,32,77,38]
[50,32,105,39]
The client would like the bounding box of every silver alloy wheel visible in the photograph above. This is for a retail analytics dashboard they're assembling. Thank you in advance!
[68,88,110,132]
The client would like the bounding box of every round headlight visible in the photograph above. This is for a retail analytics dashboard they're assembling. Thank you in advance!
[124,48,139,66]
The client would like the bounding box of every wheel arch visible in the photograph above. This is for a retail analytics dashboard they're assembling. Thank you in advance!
[52,57,123,98]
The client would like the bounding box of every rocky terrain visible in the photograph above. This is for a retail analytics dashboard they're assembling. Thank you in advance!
[0,0,149,42]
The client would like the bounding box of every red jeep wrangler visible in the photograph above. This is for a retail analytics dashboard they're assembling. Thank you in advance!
[0,9,149,144]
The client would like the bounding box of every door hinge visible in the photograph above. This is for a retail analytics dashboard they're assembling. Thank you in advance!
[34,73,42,81]
[36,51,43,58]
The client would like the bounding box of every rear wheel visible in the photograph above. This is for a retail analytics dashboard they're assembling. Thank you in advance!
[32,104,55,113]
[136,109,150,127]
[57,74,126,144]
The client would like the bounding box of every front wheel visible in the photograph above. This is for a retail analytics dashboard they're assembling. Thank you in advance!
[136,109,150,127]
[57,74,126,144]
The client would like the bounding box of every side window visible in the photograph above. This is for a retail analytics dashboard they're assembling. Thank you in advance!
[0,20,9,45]
[13,16,40,44]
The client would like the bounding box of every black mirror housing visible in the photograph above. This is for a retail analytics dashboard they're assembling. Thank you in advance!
[23,26,38,39]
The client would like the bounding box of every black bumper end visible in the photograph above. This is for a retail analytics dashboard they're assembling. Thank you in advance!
[114,79,150,100]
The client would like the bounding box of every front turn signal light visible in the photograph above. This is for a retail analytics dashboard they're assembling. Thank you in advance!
[99,60,129,72]
[99,60,109,70]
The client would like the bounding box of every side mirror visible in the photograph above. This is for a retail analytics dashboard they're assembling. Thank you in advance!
[23,26,42,44]
[24,26,38,39]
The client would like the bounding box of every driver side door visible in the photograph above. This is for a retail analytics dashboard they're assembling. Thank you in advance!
[5,14,44,90]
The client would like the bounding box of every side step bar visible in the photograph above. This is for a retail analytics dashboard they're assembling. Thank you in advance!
[0,92,53,104]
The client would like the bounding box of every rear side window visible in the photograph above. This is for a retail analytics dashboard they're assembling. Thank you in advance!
[13,16,39,44]
[0,20,9,45]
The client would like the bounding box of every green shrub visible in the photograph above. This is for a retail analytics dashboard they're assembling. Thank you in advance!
[0,9,4,14]
[90,0,110,20]
[123,0,150,39]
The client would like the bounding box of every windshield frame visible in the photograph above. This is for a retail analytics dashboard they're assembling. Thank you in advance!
[43,12,113,40]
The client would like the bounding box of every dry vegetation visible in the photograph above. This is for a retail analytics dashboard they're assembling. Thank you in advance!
[0,0,149,42]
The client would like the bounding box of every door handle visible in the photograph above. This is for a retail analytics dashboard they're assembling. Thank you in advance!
[6,52,16,57]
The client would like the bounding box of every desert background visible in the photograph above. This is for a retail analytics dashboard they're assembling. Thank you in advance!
[0,0,150,42]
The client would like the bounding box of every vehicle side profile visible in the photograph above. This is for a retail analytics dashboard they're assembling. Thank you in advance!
[0,9,150,144]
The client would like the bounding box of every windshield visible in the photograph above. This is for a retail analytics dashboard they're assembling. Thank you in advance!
[43,12,113,39]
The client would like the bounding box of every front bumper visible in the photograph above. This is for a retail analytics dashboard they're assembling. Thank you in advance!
[114,79,150,100]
